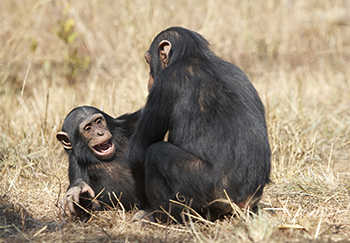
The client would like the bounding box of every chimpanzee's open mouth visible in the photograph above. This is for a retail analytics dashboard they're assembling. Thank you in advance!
[93,138,114,157]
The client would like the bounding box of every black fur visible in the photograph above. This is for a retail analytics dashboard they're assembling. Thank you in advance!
[128,27,271,221]
[59,106,140,216]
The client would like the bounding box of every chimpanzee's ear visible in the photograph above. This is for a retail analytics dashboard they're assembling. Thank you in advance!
[56,131,72,150]
[159,40,172,67]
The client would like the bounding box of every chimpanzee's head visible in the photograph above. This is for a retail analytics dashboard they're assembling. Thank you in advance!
[144,26,211,91]
[57,106,116,163]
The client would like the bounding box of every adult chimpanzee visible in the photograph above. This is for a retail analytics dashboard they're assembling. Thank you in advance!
[128,27,271,222]
[56,106,140,218]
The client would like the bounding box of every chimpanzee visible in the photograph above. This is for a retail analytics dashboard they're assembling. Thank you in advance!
[128,27,271,222]
[56,106,140,218]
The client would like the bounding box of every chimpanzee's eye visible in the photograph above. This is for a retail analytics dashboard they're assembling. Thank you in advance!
[96,118,102,125]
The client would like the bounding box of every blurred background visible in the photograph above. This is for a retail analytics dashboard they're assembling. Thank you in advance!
[0,0,349,241]
[1,1,349,124]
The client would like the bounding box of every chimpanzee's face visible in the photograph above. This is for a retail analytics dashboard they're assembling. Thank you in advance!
[79,113,115,160]
[144,51,154,92]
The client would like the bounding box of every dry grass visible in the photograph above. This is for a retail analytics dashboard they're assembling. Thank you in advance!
[1,0,350,242]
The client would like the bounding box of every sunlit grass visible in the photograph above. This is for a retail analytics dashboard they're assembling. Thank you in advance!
[0,0,349,242]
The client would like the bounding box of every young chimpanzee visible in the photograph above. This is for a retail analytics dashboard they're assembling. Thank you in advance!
[128,27,271,222]
[56,106,140,218]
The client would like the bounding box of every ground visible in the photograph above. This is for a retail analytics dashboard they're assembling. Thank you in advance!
[0,0,349,242]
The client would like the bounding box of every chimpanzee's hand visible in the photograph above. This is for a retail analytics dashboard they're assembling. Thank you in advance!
[58,179,95,217]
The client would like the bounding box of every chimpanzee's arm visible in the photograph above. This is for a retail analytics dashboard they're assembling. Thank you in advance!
[127,73,179,169]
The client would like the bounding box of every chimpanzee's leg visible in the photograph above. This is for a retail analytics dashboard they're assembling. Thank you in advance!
[144,141,222,222]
